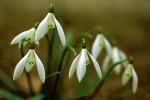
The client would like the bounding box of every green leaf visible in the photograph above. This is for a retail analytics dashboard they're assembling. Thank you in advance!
[0,69,17,91]
[27,95,44,100]
[0,88,23,100]
[65,31,73,47]
[75,69,101,99]
[75,77,100,99]
[46,71,61,79]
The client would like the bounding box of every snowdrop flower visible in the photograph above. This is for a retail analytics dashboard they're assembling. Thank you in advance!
[13,49,45,83]
[69,40,102,82]
[102,55,111,72]
[112,47,127,74]
[91,34,112,59]
[10,27,39,47]
[35,5,66,46]
[122,63,138,93]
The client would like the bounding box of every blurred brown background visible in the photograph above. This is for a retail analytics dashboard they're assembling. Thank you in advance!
[0,0,150,100]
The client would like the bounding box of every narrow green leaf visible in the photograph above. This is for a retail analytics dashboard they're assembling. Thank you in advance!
[0,69,17,91]
[65,31,73,46]
[46,71,61,79]
[75,71,100,99]
[27,95,44,100]
[0,88,23,100]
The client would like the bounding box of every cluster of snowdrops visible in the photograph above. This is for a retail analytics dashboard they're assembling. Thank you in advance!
[10,4,138,97]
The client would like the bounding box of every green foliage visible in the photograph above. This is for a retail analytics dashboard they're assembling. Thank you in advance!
[75,76,100,99]
[0,69,17,91]
[27,95,44,100]
[0,88,23,100]
[75,59,128,99]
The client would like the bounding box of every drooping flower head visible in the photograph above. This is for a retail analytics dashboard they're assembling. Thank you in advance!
[13,49,45,83]
[112,47,127,74]
[10,23,39,47]
[91,34,112,59]
[122,62,138,93]
[91,34,112,73]
[69,39,102,82]
[102,46,127,74]
[35,4,66,46]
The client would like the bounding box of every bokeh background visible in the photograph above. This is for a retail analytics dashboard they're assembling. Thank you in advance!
[0,0,150,100]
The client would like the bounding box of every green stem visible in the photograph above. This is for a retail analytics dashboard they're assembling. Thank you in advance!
[46,32,55,74]
[41,30,55,99]
[20,44,34,96]
[51,48,68,99]
[81,59,128,100]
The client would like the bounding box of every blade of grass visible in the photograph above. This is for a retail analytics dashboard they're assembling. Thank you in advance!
[0,69,17,91]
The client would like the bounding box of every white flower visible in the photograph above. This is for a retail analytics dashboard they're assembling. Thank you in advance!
[122,64,138,93]
[69,48,102,82]
[91,34,112,59]
[102,55,111,73]
[13,49,45,83]
[35,12,66,46]
[112,47,122,74]
[10,28,39,47]
[112,47,127,74]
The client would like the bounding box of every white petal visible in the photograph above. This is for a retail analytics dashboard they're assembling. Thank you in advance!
[114,65,122,74]
[13,50,30,80]
[35,41,39,47]
[112,47,120,62]
[53,15,66,46]
[112,47,121,74]
[119,50,128,69]
[69,54,80,79]
[132,68,138,93]
[88,53,103,79]
[103,37,112,55]
[122,64,132,86]
[25,50,35,72]
[119,50,127,60]
[25,64,34,73]
[91,34,104,59]
[11,30,31,45]
[102,55,111,73]
[122,73,130,86]
[35,13,50,42]
[34,51,45,83]
[77,49,86,82]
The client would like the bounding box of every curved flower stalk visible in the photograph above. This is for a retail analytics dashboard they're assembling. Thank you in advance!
[122,63,138,93]
[10,27,39,47]
[69,40,102,82]
[101,46,127,74]
[91,34,112,59]
[35,5,66,46]
[112,47,127,74]
[13,49,45,83]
